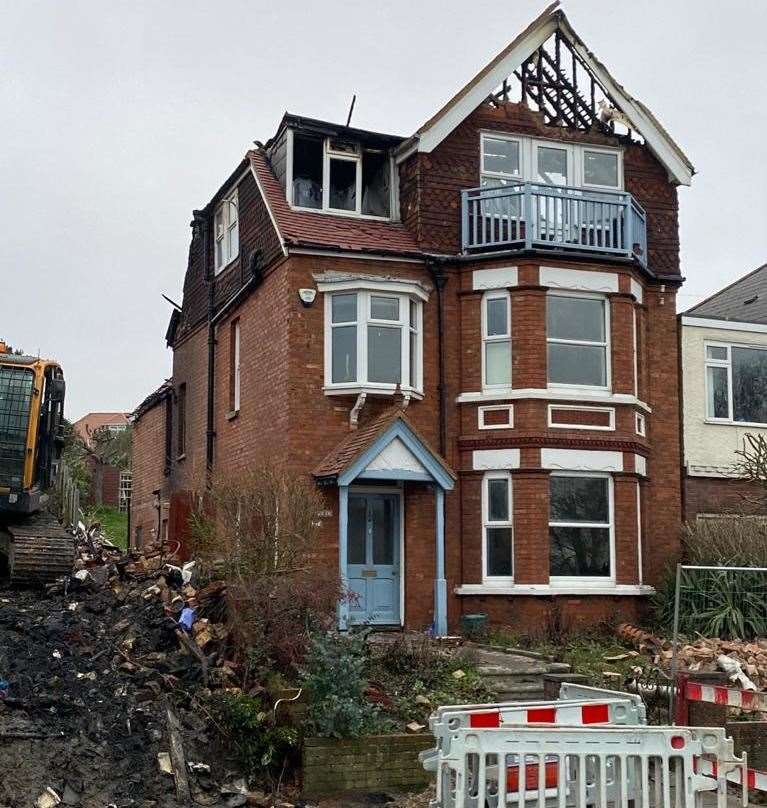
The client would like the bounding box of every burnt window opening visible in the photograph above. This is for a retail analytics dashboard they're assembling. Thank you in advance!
[177,383,186,458]
[362,149,390,217]
[292,134,323,209]
[290,132,391,218]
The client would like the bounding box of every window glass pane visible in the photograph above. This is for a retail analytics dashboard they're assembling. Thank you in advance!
[329,158,357,211]
[732,347,767,424]
[227,197,238,224]
[348,497,367,564]
[228,221,239,259]
[292,134,323,209]
[584,151,618,187]
[368,325,401,384]
[485,340,511,386]
[0,367,34,488]
[547,343,606,386]
[410,300,418,328]
[331,293,357,323]
[706,345,727,361]
[215,239,224,269]
[550,526,610,576]
[483,137,520,176]
[409,330,417,387]
[547,296,605,342]
[487,478,509,522]
[372,497,395,565]
[362,150,390,217]
[332,325,357,383]
[486,528,513,576]
[550,476,609,523]
[486,297,508,336]
[538,146,568,185]
[370,295,399,321]
[707,365,729,419]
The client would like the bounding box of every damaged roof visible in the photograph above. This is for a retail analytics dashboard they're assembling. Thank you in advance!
[131,380,173,422]
[409,2,694,186]
[684,264,767,326]
[248,149,421,258]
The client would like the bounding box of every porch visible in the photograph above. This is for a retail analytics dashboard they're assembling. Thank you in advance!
[461,182,647,267]
[314,410,456,635]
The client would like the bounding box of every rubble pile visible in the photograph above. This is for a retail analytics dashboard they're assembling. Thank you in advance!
[617,623,767,691]
[0,525,257,808]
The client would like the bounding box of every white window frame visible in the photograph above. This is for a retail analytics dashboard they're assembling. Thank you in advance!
[214,189,239,274]
[481,290,512,391]
[482,471,514,584]
[478,404,514,430]
[546,291,611,392]
[549,471,615,586]
[704,340,767,426]
[232,320,241,413]
[287,131,394,221]
[479,132,623,190]
[323,287,424,396]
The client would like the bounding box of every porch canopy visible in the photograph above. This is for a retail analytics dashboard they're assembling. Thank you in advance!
[314,408,456,635]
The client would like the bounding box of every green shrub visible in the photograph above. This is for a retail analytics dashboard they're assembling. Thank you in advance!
[653,519,767,639]
[300,631,384,738]
[212,692,299,778]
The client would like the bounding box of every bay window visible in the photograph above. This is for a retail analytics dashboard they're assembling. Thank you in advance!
[482,291,511,388]
[549,473,613,580]
[325,288,423,394]
[705,342,767,424]
[483,473,513,580]
[547,293,609,388]
[214,189,239,273]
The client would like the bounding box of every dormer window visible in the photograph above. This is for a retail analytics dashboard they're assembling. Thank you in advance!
[214,189,239,273]
[289,132,391,219]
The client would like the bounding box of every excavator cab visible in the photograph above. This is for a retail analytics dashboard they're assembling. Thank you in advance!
[0,342,73,583]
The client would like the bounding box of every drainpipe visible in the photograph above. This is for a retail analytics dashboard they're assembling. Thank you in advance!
[427,260,448,457]
[194,209,215,479]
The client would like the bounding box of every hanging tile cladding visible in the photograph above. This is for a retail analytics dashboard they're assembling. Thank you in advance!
[399,100,680,275]
[174,169,284,344]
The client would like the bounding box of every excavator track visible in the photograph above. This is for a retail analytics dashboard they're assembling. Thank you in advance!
[0,513,75,586]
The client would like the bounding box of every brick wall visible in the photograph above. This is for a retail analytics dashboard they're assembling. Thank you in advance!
[130,397,170,550]
[302,735,433,797]
[684,476,767,521]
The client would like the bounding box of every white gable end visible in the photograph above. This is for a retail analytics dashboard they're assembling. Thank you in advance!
[365,437,428,474]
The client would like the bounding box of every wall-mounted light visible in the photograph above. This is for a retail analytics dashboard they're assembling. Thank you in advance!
[298,288,317,307]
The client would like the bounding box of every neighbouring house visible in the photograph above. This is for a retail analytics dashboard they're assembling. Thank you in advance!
[72,411,131,510]
[129,382,173,550]
[139,5,694,634]
[681,264,767,521]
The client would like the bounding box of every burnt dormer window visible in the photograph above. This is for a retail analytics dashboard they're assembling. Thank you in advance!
[288,131,391,219]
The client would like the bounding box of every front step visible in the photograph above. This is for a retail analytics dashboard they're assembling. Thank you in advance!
[470,645,572,703]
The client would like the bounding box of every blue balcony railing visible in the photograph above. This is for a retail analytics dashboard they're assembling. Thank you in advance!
[461,182,647,268]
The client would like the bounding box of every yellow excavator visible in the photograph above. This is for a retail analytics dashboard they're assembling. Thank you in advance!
[0,341,75,584]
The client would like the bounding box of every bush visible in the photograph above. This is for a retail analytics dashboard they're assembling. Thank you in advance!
[300,632,384,738]
[653,518,767,638]
[212,692,299,780]
[191,465,343,677]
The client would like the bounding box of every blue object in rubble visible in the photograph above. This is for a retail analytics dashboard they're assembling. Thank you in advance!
[178,607,196,632]
[0,679,8,699]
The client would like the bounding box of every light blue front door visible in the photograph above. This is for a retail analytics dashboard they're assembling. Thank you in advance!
[347,493,400,625]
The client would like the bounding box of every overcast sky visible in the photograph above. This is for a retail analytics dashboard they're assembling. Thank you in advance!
[2,0,765,420]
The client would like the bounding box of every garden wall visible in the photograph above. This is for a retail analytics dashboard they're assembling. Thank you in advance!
[302,734,433,796]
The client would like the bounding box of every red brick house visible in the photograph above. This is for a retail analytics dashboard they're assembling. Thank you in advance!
[72,411,131,510]
[148,6,694,634]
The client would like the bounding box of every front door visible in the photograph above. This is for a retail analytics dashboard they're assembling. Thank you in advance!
[347,492,400,625]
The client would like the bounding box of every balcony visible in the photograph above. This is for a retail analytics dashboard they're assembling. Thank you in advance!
[461,183,647,268]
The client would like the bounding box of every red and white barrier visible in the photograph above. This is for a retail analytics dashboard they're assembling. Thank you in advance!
[685,681,767,712]
[695,756,767,792]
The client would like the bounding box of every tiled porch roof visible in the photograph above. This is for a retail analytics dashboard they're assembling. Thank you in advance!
[313,407,455,483]
[248,150,422,258]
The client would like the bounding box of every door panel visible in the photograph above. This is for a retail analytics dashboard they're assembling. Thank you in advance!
[346,493,400,625]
